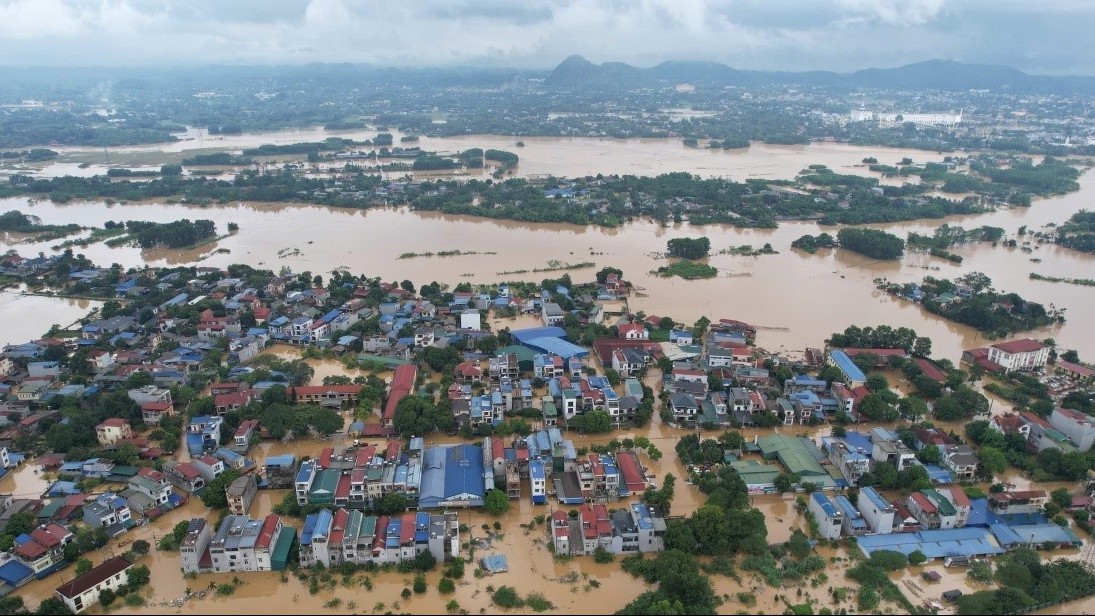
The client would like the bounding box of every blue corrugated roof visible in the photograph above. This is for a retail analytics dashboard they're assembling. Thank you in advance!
[834,495,861,519]
[511,327,568,343]
[0,560,34,586]
[829,350,867,382]
[301,513,320,546]
[530,459,545,479]
[856,527,1006,559]
[522,337,589,359]
[861,487,891,511]
[265,454,296,467]
[811,492,839,518]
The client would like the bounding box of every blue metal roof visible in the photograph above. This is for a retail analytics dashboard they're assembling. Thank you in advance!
[829,350,867,382]
[833,495,861,519]
[922,464,953,484]
[535,431,551,452]
[511,327,568,343]
[0,560,34,586]
[312,509,333,541]
[861,487,891,511]
[856,527,1006,559]
[811,492,839,519]
[631,503,654,529]
[529,460,545,480]
[843,431,874,453]
[300,513,319,546]
[386,518,401,548]
[296,460,316,484]
[522,337,589,359]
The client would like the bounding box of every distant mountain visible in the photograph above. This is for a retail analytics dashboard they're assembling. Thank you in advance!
[544,55,1095,93]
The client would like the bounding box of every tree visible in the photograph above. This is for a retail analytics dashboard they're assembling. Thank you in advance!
[787,531,811,559]
[33,599,72,615]
[199,469,243,509]
[375,492,409,515]
[857,394,897,422]
[438,577,456,594]
[979,446,1008,476]
[400,279,415,293]
[75,558,93,576]
[413,574,427,594]
[98,589,116,608]
[908,550,927,565]
[916,443,941,464]
[774,473,793,493]
[865,374,889,392]
[666,237,711,260]
[568,411,612,433]
[837,228,904,260]
[127,564,151,589]
[1051,487,1072,510]
[484,489,510,516]
[899,396,929,421]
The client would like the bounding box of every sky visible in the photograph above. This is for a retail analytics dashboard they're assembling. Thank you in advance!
[0,0,1091,75]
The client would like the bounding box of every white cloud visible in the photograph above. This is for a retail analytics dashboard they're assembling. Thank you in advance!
[835,0,946,25]
[0,0,1087,74]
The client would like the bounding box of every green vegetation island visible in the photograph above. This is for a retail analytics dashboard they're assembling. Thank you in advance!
[1,150,1085,230]
[878,272,1065,337]
[1054,210,1095,253]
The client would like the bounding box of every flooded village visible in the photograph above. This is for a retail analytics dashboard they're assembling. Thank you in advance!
[0,120,1094,615]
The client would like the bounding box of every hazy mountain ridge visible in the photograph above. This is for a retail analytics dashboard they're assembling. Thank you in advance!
[545,55,1095,93]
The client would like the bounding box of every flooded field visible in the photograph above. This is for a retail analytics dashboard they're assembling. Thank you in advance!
[0,288,101,348]
[2,166,1094,362]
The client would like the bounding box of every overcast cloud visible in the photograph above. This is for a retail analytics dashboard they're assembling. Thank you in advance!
[0,0,1090,74]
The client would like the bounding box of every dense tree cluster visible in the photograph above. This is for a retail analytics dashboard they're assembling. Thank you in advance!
[665,237,711,259]
[828,324,932,356]
[836,227,905,260]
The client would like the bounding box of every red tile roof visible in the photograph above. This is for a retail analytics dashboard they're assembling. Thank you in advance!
[948,487,971,508]
[383,364,417,421]
[615,451,646,492]
[255,514,280,550]
[1056,360,1095,378]
[992,338,1046,354]
[914,358,947,383]
[55,556,132,599]
[911,492,937,514]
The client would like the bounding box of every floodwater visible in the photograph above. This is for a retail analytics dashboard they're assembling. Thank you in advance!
[0,288,100,348]
[2,164,1094,361]
[32,125,953,182]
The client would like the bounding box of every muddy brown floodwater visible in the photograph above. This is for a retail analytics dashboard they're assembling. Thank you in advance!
[3,134,1095,613]
[3,172,1095,364]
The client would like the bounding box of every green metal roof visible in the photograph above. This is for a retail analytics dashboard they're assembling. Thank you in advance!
[270,528,296,571]
[922,489,957,516]
[497,345,536,363]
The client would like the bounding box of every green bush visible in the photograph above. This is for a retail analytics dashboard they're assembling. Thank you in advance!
[438,577,456,594]
[593,547,615,563]
[413,574,427,594]
[492,586,524,609]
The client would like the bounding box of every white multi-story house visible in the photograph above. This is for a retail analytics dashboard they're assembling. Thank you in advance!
[54,556,133,614]
[987,339,1050,372]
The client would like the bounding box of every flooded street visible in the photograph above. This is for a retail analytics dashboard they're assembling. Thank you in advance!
[2,133,1095,613]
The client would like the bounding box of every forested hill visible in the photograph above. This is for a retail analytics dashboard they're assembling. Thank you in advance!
[545,56,1095,93]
